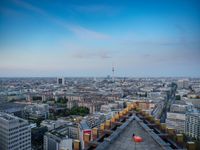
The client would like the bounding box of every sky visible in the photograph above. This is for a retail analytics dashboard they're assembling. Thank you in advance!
[0,0,200,77]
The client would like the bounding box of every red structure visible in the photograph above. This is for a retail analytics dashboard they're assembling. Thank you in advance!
[133,136,143,143]
[132,133,143,150]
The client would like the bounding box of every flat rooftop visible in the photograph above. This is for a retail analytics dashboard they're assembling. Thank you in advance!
[0,112,26,123]
[106,119,163,150]
[0,112,18,120]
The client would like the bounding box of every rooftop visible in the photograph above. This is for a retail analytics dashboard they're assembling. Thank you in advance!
[0,112,26,123]
[106,119,163,150]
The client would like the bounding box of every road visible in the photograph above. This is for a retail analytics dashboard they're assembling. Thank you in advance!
[160,83,177,123]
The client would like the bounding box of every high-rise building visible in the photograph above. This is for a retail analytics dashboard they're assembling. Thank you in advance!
[177,79,189,89]
[57,77,65,85]
[0,112,31,150]
[185,112,200,139]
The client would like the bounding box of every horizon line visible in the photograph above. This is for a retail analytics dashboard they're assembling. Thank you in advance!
[0,76,199,78]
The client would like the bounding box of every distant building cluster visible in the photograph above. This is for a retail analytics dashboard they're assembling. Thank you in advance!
[0,77,200,150]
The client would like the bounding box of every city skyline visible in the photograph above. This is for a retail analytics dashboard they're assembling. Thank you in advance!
[0,0,200,77]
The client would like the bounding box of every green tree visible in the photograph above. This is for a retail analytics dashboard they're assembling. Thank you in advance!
[175,95,181,100]
[70,106,89,116]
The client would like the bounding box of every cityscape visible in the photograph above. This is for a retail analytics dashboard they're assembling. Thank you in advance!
[0,0,200,150]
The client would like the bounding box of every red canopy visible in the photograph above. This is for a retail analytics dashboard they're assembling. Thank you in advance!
[133,136,143,143]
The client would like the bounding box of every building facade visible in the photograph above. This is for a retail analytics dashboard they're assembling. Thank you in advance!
[185,112,200,139]
[24,103,49,120]
[44,131,72,150]
[0,112,31,150]
[166,112,185,133]
[57,77,65,85]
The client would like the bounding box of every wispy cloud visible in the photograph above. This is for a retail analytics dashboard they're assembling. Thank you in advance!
[11,0,110,40]
[57,41,112,59]
[72,50,111,59]
[119,37,200,47]
[68,25,110,40]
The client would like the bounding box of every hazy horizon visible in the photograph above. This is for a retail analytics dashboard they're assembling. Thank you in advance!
[0,75,199,78]
[0,0,200,77]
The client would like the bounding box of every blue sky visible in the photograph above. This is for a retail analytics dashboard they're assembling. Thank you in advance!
[0,0,200,77]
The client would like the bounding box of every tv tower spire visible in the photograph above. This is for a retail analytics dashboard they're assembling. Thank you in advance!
[112,65,115,82]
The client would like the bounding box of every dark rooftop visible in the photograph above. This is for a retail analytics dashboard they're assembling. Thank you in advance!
[106,119,163,150]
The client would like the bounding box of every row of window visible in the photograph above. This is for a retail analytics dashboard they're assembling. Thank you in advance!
[9,137,31,145]
[9,131,30,137]
[9,134,30,142]
[9,143,31,150]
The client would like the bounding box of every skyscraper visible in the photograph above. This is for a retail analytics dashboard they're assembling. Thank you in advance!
[185,112,200,139]
[57,77,65,85]
[0,112,31,150]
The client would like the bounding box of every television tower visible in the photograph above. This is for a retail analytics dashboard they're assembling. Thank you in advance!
[112,65,115,82]
[112,65,115,101]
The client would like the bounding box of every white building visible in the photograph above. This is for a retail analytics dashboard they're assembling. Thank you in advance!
[0,112,31,150]
[170,104,189,113]
[43,124,78,150]
[177,79,189,89]
[41,120,63,131]
[166,112,185,133]
[100,105,111,113]
[44,132,72,150]
[185,112,200,139]
[24,103,49,119]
